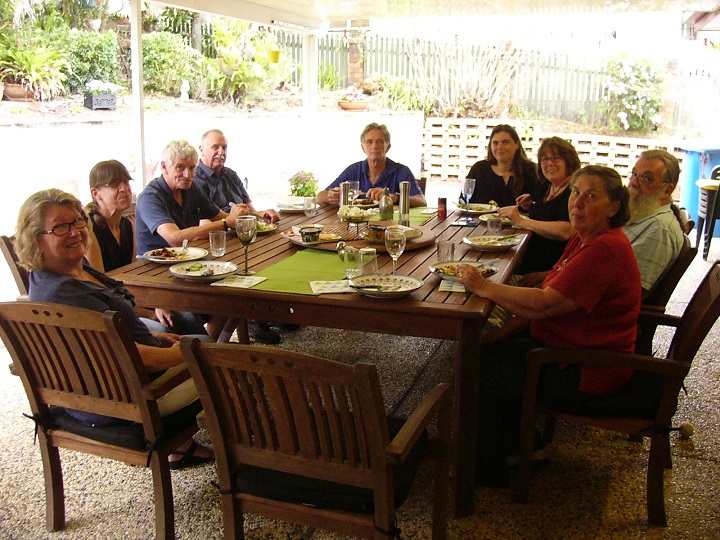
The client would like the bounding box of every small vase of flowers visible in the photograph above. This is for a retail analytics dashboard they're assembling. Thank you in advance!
[288,171,319,197]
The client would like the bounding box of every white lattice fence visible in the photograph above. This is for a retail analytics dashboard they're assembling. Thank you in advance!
[422,117,685,183]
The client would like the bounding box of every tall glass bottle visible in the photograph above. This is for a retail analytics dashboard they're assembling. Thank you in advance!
[379,188,394,221]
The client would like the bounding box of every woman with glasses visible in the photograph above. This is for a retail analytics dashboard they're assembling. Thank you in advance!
[499,137,581,275]
[464,124,540,207]
[14,189,213,469]
[84,160,205,336]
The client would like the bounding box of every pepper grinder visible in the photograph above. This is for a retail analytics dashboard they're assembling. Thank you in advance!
[399,181,410,226]
[339,181,350,207]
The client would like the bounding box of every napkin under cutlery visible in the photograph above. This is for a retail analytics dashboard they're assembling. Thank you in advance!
[211,275,267,288]
[310,280,355,294]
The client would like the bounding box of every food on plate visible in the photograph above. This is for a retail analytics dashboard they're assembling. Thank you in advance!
[465,234,520,246]
[146,247,190,260]
[299,226,321,242]
[256,221,275,231]
[319,232,341,241]
[364,224,386,241]
[338,205,373,221]
[436,263,495,278]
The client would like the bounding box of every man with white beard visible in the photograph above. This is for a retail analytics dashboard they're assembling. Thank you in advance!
[623,149,685,298]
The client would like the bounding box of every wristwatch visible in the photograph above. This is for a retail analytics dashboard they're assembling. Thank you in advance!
[222,218,230,231]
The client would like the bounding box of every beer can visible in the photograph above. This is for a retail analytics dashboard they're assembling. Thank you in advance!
[438,197,447,220]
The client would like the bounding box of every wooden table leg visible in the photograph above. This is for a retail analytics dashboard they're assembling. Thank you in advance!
[450,319,482,518]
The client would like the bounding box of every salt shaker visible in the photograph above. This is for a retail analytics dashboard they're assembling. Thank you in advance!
[399,181,410,226]
[339,181,350,207]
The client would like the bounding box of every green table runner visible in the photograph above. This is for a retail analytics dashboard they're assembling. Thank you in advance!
[253,250,346,295]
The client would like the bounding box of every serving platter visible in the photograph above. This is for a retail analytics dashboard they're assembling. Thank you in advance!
[462,234,524,252]
[281,229,343,246]
[455,202,499,215]
[429,261,499,282]
[349,274,424,299]
[283,222,436,253]
[142,246,208,264]
[169,260,238,282]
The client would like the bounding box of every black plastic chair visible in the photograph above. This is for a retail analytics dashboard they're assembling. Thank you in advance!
[695,166,720,260]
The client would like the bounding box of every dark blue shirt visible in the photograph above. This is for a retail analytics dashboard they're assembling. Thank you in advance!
[324,158,422,196]
[193,162,251,213]
[135,176,220,254]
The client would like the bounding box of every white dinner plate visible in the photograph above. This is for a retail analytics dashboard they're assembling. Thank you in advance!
[462,234,524,252]
[349,274,424,299]
[455,202,499,215]
[277,196,307,213]
[169,260,238,282]
[429,261,499,282]
[477,213,513,225]
[142,246,208,264]
[351,199,379,209]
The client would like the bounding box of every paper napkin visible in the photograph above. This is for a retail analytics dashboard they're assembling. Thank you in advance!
[211,275,267,288]
[438,280,467,293]
[310,280,355,294]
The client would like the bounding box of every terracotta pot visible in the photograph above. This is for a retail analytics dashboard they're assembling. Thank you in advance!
[338,100,368,111]
[3,82,34,102]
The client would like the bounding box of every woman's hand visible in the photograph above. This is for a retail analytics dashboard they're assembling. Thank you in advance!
[515,193,534,211]
[497,205,524,227]
[456,263,489,296]
[154,308,174,327]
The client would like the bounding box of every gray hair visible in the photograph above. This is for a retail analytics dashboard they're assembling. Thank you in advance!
[360,123,391,145]
[161,139,198,167]
[639,149,680,187]
[199,129,224,146]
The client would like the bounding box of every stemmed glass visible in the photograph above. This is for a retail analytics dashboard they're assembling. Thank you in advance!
[461,177,476,225]
[347,180,360,206]
[384,227,406,275]
[235,216,257,275]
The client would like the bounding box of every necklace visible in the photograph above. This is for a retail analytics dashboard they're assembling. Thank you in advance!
[546,180,570,201]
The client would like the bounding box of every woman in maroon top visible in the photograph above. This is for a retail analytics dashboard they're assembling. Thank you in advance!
[457,165,652,487]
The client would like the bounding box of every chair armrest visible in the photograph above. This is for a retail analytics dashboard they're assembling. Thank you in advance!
[638,307,681,329]
[386,383,451,465]
[142,364,192,401]
[526,347,689,378]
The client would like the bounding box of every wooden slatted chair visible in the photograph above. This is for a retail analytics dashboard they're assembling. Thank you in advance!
[1,234,29,299]
[0,302,201,539]
[636,234,697,356]
[180,338,451,539]
[512,261,720,527]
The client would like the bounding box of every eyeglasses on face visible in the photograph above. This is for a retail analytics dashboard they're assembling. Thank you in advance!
[540,155,562,164]
[628,171,662,185]
[40,216,88,237]
[101,179,132,189]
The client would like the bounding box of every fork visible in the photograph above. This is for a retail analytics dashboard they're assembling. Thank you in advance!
[180,239,188,255]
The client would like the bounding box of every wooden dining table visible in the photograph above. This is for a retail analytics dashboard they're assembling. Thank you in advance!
[111,205,530,518]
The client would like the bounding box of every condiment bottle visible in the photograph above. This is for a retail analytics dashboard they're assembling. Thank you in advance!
[399,181,410,226]
[379,188,394,221]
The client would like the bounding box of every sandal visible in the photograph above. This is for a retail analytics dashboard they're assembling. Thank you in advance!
[169,440,214,470]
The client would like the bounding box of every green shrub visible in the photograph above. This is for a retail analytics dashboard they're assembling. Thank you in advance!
[601,55,664,133]
[141,32,203,96]
[371,74,435,115]
[204,19,293,104]
[61,29,120,93]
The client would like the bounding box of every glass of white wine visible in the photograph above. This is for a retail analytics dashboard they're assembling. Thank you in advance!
[384,227,406,275]
[235,216,257,275]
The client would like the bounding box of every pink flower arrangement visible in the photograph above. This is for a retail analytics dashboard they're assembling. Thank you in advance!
[288,171,318,197]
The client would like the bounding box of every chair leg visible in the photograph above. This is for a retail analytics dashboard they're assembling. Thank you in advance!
[38,437,65,531]
[432,425,450,540]
[150,453,175,540]
[695,216,704,249]
[646,434,668,527]
[222,494,244,540]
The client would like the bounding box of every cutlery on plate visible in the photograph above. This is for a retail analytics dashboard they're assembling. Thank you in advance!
[353,285,401,291]
[180,239,188,255]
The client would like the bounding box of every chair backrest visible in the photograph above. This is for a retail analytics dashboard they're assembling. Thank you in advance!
[1,235,29,297]
[643,235,697,307]
[416,177,427,195]
[181,339,391,491]
[0,302,152,425]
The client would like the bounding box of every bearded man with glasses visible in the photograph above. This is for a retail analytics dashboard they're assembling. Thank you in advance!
[623,149,686,298]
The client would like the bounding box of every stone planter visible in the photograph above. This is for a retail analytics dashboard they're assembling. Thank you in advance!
[84,92,116,110]
[338,100,368,111]
[3,82,34,102]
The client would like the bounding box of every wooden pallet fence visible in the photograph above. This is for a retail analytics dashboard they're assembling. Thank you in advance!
[422,117,685,183]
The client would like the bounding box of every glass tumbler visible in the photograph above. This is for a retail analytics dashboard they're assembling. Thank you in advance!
[344,249,363,279]
[209,230,226,257]
[359,247,378,275]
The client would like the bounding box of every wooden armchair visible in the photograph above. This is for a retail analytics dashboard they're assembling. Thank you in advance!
[180,338,451,539]
[1,234,29,299]
[0,302,200,539]
[636,234,697,356]
[512,261,720,527]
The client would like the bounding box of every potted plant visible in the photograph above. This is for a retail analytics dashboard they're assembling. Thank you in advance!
[288,171,319,197]
[338,86,370,111]
[84,79,121,110]
[0,39,68,102]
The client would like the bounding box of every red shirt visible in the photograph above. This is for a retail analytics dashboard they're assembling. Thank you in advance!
[530,228,641,396]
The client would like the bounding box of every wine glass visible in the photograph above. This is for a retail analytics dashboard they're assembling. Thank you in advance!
[303,197,318,218]
[461,177,476,224]
[347,180,360,206]
[235,216,257,275]
[384,227,406,275]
